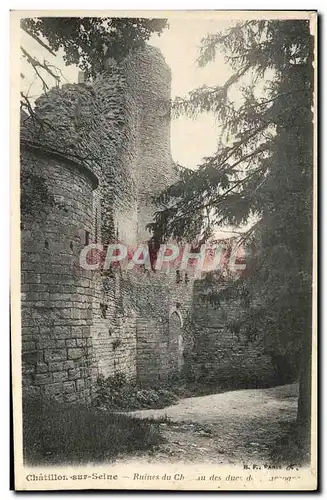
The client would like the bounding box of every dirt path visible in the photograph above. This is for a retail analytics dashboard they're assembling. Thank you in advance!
[116,384,298,465]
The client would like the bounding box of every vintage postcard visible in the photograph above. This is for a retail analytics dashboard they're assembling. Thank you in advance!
[11,9,317,491]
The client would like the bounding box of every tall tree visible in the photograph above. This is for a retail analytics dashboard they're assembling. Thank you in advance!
[21,17,167,82]
[149,19,314,459]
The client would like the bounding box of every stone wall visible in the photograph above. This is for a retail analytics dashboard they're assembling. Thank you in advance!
[188,279,275,388]
[120,46,193,386]
[130,268,194,386]
[20,44,276,399]
[88,46,188,384]
[20,44,195,398]
[90,270,137,380]
[21,147,98,402]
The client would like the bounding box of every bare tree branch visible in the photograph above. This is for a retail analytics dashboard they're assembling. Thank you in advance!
[21,26,57,57]
[21,47,50,91]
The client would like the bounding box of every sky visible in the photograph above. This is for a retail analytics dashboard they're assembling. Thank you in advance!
[150,18,235,169]
[20,17,235,170]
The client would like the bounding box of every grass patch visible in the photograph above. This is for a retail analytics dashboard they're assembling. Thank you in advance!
[269,421,311,467]
[23,397,164,466]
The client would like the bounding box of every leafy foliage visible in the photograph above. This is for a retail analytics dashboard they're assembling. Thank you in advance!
[21,17,168,79]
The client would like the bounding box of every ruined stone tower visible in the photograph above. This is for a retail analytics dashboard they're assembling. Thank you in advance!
[20,45,193,401]
[20,45,275,402]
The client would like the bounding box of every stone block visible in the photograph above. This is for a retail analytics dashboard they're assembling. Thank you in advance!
[85,377,93,388]
[44,349,67,362]
[34,373,52,385]
[63,381,76,393]
[76,338,87,347]
[22,350,43,365]
[58,308,71,319]
[22,341,36,351]
[43,382,63,395]
[76,379,85,391]
[22,363,35,374]
[56,340,66,348]
[53,371,69,382]
[51,326,71,339]
[49,361,64,372]
[22,374,33,386]
[67,348,83,360]
[37,339,56,349]
[36,362,49,374]
[66,339,76,347]
[71,309,80,320]
[24,386,41,398]
[63,360,75,370]
[63,392,78,403]
[79,366,89,378]
[68,368,80,380]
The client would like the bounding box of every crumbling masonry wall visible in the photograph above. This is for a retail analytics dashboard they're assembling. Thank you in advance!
[20,45,194,400]
[21,45,274,400]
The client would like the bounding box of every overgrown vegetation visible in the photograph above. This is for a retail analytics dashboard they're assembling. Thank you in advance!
[23,397,164,465]
[94,367,291,407]
[184,364,278,394]
[94,372,179,410]
[149,19,314,457]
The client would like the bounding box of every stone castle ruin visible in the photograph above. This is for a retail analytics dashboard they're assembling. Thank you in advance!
[20,45,274,402]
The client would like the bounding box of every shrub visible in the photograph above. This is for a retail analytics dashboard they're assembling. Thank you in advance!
[94,373,179,411]
[23,396,164,466]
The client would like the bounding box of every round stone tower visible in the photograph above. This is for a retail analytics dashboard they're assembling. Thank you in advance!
[21,96,99,402]
[123,46,177,241]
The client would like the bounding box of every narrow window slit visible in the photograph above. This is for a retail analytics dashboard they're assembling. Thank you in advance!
[100,303,108,319]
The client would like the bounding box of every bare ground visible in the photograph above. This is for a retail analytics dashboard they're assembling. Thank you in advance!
[115,383,299,465]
